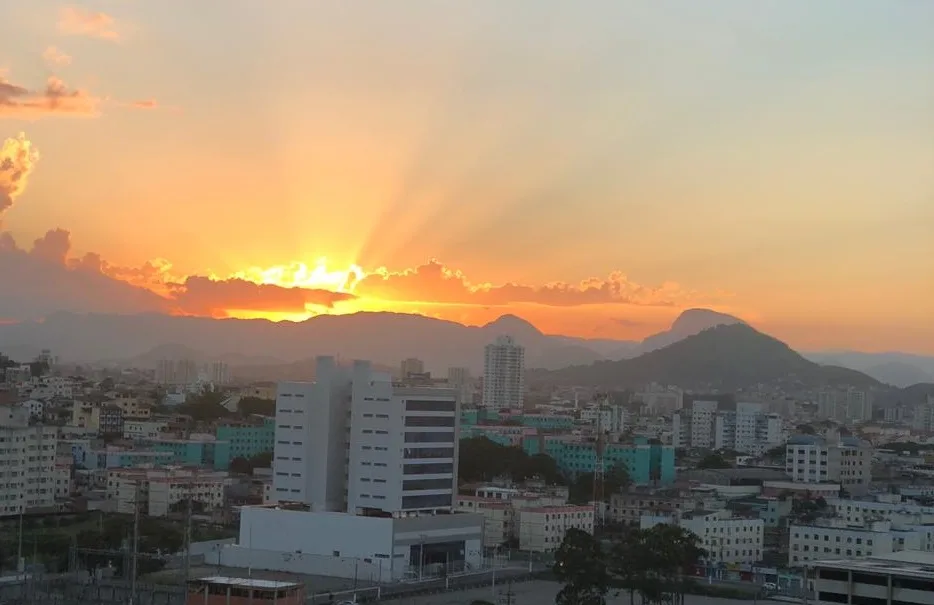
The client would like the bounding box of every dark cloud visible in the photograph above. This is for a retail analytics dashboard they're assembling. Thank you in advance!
[166,276,356,317]
[0,75,100,118]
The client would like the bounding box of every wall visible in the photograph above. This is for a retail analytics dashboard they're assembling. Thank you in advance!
[207,546,389,582]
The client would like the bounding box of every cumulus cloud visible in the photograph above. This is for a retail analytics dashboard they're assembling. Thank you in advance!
[0,229,170,319]
[353,260,692,307]
[129,99,158,110]
[58,6,120,41]
[0,74,100,118]
[43,46,72,67]
[0,133,40,218]
[167,276,356,317]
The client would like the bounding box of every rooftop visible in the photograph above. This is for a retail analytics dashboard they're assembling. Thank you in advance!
[809,550,934,580]
[193,576,300,589]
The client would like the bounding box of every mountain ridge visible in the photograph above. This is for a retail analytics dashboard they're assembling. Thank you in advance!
[532,323,881,391]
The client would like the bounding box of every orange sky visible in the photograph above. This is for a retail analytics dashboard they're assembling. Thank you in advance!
[1,1,932,353]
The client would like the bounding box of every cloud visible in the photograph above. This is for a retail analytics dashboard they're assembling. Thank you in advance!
[352,260,693,307]
[0,133,40,218]
[129,99,158,110]
[42,46,72,67]
[0,229,170,319]
[166,276,356,317]
[0,74,100,118]
[58,6,120,41]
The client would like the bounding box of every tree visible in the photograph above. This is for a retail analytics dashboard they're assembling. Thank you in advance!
[229,456,253,475]
[553,528,609,605]
[609,525,705,605]
[457,437,567,485]
[696,453,731,469]
[237,397,275,417]
[569,465,631,504]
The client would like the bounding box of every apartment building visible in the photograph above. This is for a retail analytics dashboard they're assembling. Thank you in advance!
[518,505,595,552]
[829,498,934,526]
[817,388,874,424]
[400,358,425,378]
[347,361,459,515]
[124,420,171,441]
[785,435,872,495]
[482,336,525,410]
[109,466,228,517]
[111,393,152,419]
[672,397,782,455]
[0,405,58,516]
[455,496,513,547]
[641,509,764,565]
[808,551,934,605]
[609,486,725,526]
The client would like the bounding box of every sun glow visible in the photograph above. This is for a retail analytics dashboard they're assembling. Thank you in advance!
[228,257,364,293]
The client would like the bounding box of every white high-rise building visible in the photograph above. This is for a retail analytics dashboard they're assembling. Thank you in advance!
[482,336,525,410]
[347,361,459,515]
[209,361,230,385]
[0,405,58,517]
[271,357,352,510]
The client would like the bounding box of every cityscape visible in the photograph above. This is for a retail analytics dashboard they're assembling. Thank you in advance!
[2,2,933,605]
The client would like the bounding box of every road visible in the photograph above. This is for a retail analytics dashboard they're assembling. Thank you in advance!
[403,580,792,605]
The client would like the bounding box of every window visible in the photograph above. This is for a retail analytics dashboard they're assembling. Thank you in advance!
[403,478,452,491]
[404,432,453,443]
[406,400,456,412]
[402,494,452,509]
[404,447,454,459]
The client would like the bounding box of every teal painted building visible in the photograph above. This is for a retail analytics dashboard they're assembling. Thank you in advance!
[534,436,675,485]
[216,417,275,460]
[518,414,576,430]
[460,408,502,427]
[152,439,231,470]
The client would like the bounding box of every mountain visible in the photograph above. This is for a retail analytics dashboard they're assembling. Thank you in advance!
[533,323,881,391]
[804,351,934,387]
[0,311,621,374]
[637,308,744,354]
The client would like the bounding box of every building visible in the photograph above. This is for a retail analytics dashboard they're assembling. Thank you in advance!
[152,437,231,471]
[109,466,228,517]
[641,509,764,565]
[186,577,305,605]
[0,405,58,516]
[216,418,275,461]
[817,388,874,424]
[347,361,459,515]
[609,486,726,526]
[447,367,473,407]
[98,405,125,435]
[124,420,170,441]
[672,397,782,455]
[536,436,676,485]
[271,357,352,509]
[400,358,425,379]
[209,361,230,385]
[234,505,483,581]
[482,336,525,410]
[156,359,199,385]
[808,550,934,605]
[518,505,595,552]
[785,435,872,495]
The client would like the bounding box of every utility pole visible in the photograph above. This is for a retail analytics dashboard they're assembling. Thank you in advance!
[184,482,193,587]
[129,480,141,605]
[592,393,607,527]
[499,580,515,605]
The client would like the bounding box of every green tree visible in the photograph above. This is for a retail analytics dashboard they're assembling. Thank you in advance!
[569,465,631,504]
[237,397,276,417]
[553,528,609,605]
[696,453,731,470]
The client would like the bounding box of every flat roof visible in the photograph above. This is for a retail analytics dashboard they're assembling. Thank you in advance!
[195,576,301,589]
[809,551,934,581]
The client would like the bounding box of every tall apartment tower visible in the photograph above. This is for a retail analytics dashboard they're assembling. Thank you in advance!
[271,356,352,511]
[347,361,459,515]
[0,405,58,517]
[481,335,525,410]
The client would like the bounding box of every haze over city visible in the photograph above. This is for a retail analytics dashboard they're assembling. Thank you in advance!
[1,1,932,354]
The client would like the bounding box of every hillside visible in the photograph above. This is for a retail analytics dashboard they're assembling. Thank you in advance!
[0,310,618,374]
[533,323,881,390]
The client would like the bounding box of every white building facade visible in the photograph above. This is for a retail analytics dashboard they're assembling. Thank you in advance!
[0,405,58,517]
[786,435,872,495]
[482,336,525,410]
[348,361,459,515]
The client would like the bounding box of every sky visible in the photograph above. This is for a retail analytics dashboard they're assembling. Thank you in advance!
[1,0,932,353]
